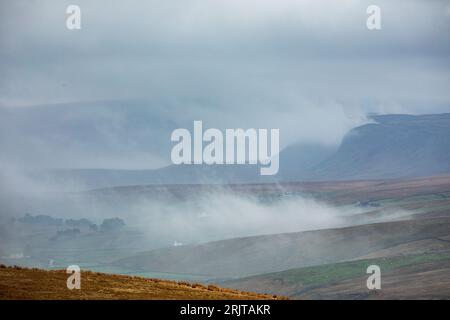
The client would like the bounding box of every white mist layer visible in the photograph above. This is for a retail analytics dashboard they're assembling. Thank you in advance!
[0,167,411,250]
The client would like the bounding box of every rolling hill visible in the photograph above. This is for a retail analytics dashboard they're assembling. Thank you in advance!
[305,114,450,181]
[27,113,450,189]
[113,217,450,279]
[0,265,282,300]
[108,174,450,281]
[223,252,450,299]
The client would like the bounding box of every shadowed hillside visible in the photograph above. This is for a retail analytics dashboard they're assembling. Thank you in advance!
[114,217,450,278]
[307,114,450,181]
[27,113,450,188]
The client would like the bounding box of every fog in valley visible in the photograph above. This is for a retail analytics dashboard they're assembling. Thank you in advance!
[0,165,412,271]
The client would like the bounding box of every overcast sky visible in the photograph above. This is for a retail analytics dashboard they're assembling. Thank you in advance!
[0,0,449,169]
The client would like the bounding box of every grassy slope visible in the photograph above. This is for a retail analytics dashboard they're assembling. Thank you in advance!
[224,252,450,299]
[4,175,450,299]
[113,175,450,279]
[114,217,450,278]
[0,266,282,300]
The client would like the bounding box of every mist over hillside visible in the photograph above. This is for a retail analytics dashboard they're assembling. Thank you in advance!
[115,217,450,278]
[305,114,450,181]
[1,0,450,301]
[18,113,450,189]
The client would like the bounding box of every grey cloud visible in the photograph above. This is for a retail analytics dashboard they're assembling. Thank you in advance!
[0,0,449,169]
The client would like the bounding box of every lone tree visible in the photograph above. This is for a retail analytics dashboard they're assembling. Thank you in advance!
[100,218,125,232]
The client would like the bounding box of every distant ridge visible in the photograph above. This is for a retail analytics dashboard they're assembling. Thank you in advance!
[30,113,450,189]
[304,113,450,181]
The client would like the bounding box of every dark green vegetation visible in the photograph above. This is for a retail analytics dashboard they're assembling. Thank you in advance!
[224,252,450,299]
[244,253,450,287]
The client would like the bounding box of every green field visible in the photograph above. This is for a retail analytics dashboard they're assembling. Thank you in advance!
[226,252,450,292]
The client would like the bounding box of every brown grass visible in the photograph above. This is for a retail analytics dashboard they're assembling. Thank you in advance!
[0,265,286,300]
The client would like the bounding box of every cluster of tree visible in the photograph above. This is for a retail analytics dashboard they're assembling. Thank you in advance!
[100,218,125,232]
[17,214,126,236]
[18,214,64,226]
[17,214,93,227]
[65,218,92,227]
